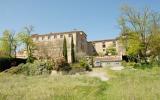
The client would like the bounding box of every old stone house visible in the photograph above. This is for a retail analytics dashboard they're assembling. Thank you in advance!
[17,30,125,63]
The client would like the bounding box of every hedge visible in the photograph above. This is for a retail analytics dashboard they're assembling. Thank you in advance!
[0,57,26,72]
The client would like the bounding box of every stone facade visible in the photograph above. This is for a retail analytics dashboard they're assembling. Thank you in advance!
[31,31,88,63]
[17,30,125,63]
[88,39,124,56]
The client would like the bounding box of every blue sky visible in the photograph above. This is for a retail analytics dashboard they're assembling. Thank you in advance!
[0,0,160,40]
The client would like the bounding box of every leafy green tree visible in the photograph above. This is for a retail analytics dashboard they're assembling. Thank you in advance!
[149,30,160,62]
[18,26,35,62]
[63,36,68,61]
[71,36,75,63]
[118,5,160,63]
[106,45,117,55]
[0,30,10,57]
[0,30,17,58]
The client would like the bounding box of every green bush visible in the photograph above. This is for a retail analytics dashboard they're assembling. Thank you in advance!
[54,57,71,72]
[5,60,53,76]
[0,57,26,72]
[4,66,21,74]
[133,63,153,69]
[79,59,92,71]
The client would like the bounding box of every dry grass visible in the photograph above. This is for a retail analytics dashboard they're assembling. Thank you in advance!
[0,67,160,100]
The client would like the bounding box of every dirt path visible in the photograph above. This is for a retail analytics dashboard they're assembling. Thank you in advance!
[87,68,109,81]
[110,66,124,70]
[87,71,109,81]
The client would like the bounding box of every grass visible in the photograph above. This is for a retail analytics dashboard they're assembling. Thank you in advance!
[0,67,160,100]
[0,73,107,100]
[106,67,160,100]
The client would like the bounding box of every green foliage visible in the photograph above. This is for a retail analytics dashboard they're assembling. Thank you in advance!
[4,66,22,74]
[0,73,106,100]
[106,67,160,99]
[26,56,35,63]
[149,33,160,59]
[106,45,117,55]
[1,67,160,99]
[71,36,75,63]
[0,30,12,57]
[17,26,35,62]
[54,57,71,72]
[0,30,18,58]
[119,5,160,63]
[120,32,141,56]
[79,58,91,71]
[5,60,53,75]
[63,36,68,61]
[0,58,26,72]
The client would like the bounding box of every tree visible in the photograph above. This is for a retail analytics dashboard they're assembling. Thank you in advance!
[18,26,35,62]
[118,5,160,63]
[71,36,75,63]
[0,30,17,58]
[106,45,117,55]
[63,36,68,61]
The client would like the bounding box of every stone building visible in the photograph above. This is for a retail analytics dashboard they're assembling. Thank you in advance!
[31,31,88,63]
[87,39,124,56]
[17,30,125,63]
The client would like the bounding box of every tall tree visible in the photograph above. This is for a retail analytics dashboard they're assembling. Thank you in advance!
[71,36,75,63]
[0,30,17,58]
[18,25,35,62]
[63,36,68,61]
[118,5,160,63]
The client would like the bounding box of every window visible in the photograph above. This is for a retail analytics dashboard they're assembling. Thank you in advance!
[60,34,63,38]
[68,34,72,37]
[54,35,57,39]
[102,44,106,48]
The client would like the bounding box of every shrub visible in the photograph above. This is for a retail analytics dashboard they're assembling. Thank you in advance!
[5,60,53,76]
[79,59,92,71]
[54,57,71,72]
[4,66,21,74]
[133,63,153,69]
[0,57,26,72]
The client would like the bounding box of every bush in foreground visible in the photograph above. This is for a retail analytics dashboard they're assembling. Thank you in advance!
[54,57,71,72]
[5,60,53,75]
[0,57,26,72]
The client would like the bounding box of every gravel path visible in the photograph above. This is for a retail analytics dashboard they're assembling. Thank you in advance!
[87,71,109,81]
[110,66,124,70]
[87,65,124,81]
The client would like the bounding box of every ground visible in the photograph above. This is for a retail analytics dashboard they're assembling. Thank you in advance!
[0,66,160,100]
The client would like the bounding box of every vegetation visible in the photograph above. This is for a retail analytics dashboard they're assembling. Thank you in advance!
[106,45,117,55]
[54,57,71,72]
[0,5,160,100]
[4,60,53,75]
[0,57,26,72]
[0,30,17,58]
[71,36,75,63]
[119,5,160,63]
[63,36,68,61]
[1,67,160,99]
[18,26,35,63]
[106,67,160,99]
